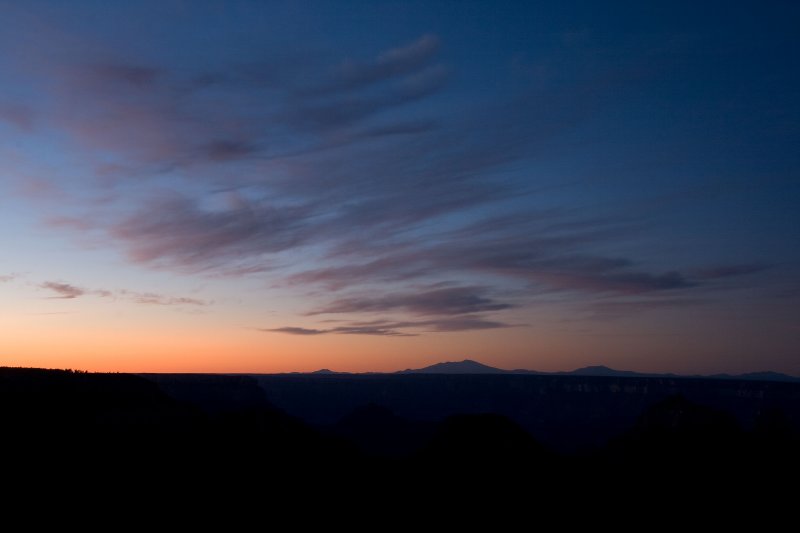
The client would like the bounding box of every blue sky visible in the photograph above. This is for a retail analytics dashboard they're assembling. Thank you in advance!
[0,1,797,373]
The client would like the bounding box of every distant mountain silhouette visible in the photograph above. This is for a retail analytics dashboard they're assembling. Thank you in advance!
[564,365,650,377]
[392,360,799,382]
[310,368,346,375]
[397,360,648,377]
[397,359,506,374]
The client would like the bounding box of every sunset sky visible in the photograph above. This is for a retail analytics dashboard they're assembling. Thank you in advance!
[0,1,798,374]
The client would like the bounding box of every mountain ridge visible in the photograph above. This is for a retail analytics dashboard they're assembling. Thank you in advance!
[397,359,505,374]
[303,359,799,383]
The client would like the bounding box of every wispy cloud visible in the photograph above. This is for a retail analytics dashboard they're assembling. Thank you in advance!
[263,315,512,336]
[309,286,512,316]
[693,264,771,280]
[313,34,441,95]
[0,102,33,130]
[5,22,785,336]
[262,325,411,336]
[88,64,161,87]
[118,290,208,306]
[39,281,209,306]
[109,193,312,272]
[266,326,328,336]
[582,297,710,321]
[40,281,85,299]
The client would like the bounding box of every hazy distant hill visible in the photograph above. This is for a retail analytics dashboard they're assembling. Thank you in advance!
[391,359,799,383]
[310,368,347,375]
[255,372,800,452]
[563,365,650,378]
[397,359,506,374]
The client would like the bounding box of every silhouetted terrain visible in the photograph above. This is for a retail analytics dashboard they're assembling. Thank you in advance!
[255,373,800,452]
[396,358,800,381]
[2,366,798,504]
[0,367,357,503]
[398,359,507,374]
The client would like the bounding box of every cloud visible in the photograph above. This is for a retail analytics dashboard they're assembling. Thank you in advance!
[88,64,162,87]
[313,34,440,94]
[295,64,448,129]
[39,281,208,306]
[264,315,512,336]
[118,291,208,306]
[18,32,619,289]
[694,264,770,280]
[40,281,86,299]
[310,286,512,316]
[529,270,696,294]
[19,33,447,172]
[357,120,437,138]
[0,274,18,283]
[290,234,699,297]
[111,193,313,272]
[265,326,327,336]
[417,316,512,332]
[0,103,33,130]
[7,23,780,334]
[262,325,410,336]
[583,297,709,321]
[202,139,258,161]
[327,325,414,336]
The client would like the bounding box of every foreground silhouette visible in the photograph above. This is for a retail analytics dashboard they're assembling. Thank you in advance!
[2,367,798,509]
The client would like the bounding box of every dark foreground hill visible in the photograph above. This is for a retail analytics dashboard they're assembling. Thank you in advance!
[2,367,799,508]
[0,367,357,500]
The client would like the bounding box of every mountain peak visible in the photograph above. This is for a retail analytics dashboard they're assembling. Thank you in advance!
[567,365,643,377]
[398,359,504,374]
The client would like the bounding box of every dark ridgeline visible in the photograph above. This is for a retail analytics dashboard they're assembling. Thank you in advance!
[255,372,800,452]
[0,367,358,504]
[2,366,799,505]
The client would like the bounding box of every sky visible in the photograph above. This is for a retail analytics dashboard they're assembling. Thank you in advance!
[0,0,798,374]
